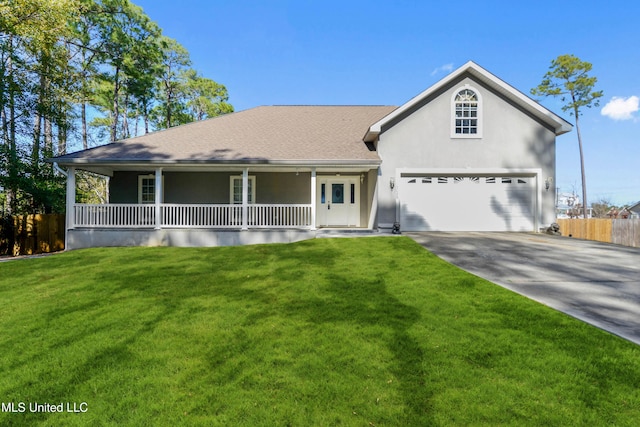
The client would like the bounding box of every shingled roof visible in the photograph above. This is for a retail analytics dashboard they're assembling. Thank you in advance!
[53,105,396,167]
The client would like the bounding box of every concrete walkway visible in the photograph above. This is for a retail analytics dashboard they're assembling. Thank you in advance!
[408,232,640,345]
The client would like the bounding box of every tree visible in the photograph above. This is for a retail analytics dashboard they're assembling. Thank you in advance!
[184,70,233,121]
[531,54,603,219]
[153,36,191,129]
[150,38,232,130]
[591,197,613,219]
[68,0,106,149]
[0,0,79,214]
[87,0,162,142]
[0,0,233,216]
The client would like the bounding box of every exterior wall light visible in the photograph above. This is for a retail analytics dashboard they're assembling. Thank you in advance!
[545,177,553,191]
[390,177,395,189]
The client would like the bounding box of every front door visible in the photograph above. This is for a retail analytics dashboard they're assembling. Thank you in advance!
[317,177,360,227]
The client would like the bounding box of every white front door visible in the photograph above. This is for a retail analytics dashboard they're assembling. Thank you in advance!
[317,177,360,227]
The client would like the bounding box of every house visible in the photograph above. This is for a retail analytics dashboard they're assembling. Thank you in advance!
[556,192,580,218]
[51,61,572,249]
[628,201,640,218]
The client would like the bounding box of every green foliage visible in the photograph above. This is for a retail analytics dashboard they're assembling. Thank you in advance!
[1,238,640,425]
[531,54,603,117]
[0,144,65,213]
[76,170,108,203]
[0,0,233,215]
[0,0,79,44]
[150,37,233,130]
[185,70,234,120]
[531,54,602,219]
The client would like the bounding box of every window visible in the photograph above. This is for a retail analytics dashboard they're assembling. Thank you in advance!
[138,175,163,204]
[332,184,344,204]
[452,86,482,138]
[230,176,256,204]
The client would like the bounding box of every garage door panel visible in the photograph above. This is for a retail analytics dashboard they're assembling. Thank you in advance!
[399,175,535,232]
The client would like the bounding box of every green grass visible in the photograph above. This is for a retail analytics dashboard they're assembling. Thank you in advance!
[1,237,639,426]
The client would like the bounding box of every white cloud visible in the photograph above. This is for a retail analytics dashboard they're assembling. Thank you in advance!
[430,63,454,76]
[601,96,639,120]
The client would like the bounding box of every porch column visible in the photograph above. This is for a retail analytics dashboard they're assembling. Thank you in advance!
[65,167,76,247]
[310,168,317,230]
[241,168,249,230]
[64,167,76,250]
[155,167,162,229]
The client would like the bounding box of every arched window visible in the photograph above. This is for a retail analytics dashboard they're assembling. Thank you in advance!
[452,87,482,137]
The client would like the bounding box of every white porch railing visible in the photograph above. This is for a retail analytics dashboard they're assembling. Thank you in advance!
[162,204,243,228]
[75,203,156,228]
[73,203,312,229]
[249,204,312,228]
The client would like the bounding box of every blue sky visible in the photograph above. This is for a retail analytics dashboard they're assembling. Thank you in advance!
[135,0,639,206]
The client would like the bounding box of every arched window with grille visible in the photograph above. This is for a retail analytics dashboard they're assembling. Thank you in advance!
[452,86,482,138]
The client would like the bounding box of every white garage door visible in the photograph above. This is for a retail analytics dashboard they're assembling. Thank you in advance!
[399,175,536,231]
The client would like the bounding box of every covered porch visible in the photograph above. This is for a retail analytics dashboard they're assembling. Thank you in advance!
[63,164,379,248]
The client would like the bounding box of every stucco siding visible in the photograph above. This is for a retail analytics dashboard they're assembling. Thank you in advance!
[376,76,557,228]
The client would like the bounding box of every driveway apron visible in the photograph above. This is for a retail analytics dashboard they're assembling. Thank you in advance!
[408,232,640,345]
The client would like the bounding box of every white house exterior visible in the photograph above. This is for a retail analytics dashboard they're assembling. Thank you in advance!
[366,63,571,231]
[51,61,572,249]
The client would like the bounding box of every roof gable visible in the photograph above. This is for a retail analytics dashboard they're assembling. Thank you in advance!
[364,61,573,141]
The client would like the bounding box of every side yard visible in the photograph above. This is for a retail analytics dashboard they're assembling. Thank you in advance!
[0,237,639,425]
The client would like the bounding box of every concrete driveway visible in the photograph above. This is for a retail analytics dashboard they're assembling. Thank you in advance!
[408,232,640,345]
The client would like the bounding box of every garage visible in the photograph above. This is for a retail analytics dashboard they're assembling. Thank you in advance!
[399,174,537,231]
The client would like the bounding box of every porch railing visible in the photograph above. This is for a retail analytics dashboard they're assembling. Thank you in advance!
[162,204,243,228]
[73,203,312,229]
[248,204,312,228]
[74,203,156,228]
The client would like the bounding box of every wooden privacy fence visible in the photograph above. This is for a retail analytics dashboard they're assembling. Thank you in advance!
[0,214,65,256]
[612,219,640,248]
[556,218,640,248]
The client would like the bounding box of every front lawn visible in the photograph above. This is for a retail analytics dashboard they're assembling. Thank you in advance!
[1,237,639,426]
